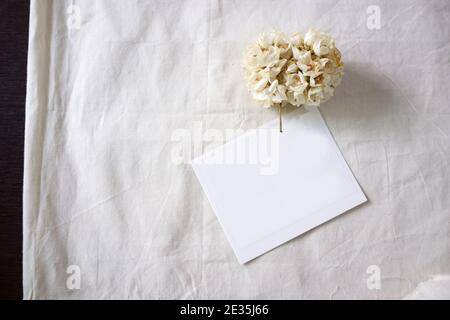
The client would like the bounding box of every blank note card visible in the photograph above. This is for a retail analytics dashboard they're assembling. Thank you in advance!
[192,106,367,264]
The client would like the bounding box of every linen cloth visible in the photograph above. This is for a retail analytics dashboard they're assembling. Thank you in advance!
[24,0,450,299]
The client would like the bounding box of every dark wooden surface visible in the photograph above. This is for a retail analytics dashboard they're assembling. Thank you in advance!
[0,0,29,300]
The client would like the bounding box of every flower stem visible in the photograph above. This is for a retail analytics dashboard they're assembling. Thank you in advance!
[279,104,283,133]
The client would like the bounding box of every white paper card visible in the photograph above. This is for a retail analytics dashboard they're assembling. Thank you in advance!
[191,106,367,264]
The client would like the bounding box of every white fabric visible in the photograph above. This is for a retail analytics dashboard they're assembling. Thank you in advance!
[24,0,450,299]
[404,275,450,300]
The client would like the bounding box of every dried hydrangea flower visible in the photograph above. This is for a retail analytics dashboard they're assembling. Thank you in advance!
[243,29,344,131]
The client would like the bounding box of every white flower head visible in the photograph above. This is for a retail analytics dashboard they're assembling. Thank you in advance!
[243,28,343,108]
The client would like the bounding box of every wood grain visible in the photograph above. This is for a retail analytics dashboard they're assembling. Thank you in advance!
[0,0,29,300]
